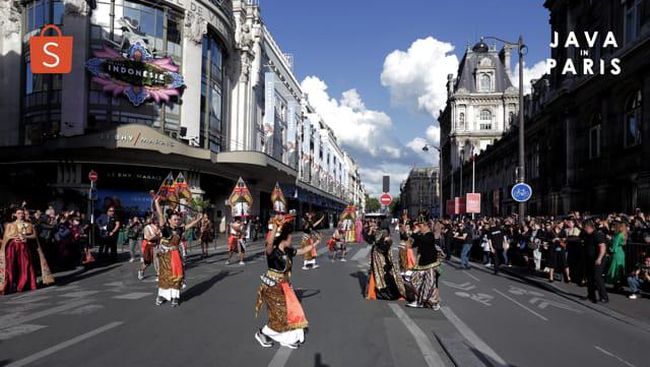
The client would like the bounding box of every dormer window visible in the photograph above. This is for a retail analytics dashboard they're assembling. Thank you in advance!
[480,73,492,92]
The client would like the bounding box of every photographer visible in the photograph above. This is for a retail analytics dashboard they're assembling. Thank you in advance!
[627,254,650,300]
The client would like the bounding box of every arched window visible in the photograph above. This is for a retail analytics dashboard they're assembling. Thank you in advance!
[624,90,642,147]
[480,109,492,130]
[480,74,491,92]
[458,112,465,130]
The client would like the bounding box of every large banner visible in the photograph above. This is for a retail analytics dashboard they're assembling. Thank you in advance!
[263,72,275,138]
[287,101,297,165]
[466,193,481,214]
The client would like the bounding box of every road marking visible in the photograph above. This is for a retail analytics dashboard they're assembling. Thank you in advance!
[493,289,548,321]
[351,246,371,262]
[61,290,100,298]
[0,324,47,341]
[594,346,637,367]
[5,295,51,304]
[61,304,104,315]
[388,303,445,367]
[1,299,92,330]
[462,270,480,282]
[267,346,293,367]
[441,281,476,291]
[441,306,509,367]
[112,292,152,300]
[529,297,581,313]
[454,292,494,306]
[5,321,123,367]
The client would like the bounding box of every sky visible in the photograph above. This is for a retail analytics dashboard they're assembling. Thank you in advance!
[260,0,551,197]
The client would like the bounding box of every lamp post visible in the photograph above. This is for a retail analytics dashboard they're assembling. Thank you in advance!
[484,35,527,223]
[460,148,465,198]
[422,144,442,217]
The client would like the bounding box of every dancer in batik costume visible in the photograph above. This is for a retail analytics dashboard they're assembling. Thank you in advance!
[404,220,444,310]
[255,218,318,349]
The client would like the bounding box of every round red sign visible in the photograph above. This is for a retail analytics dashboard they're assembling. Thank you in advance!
[88,170,98,182]
[379,193,392,206]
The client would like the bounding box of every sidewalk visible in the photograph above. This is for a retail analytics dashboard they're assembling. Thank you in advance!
[500,265,650,332]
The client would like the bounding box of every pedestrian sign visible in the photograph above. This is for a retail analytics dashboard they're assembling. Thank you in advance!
[511,183,532,203]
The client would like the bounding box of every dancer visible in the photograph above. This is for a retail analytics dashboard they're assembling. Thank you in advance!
[404,220,444,310]
[1,207,55,294]
[255,217,316,349]
[199,213,214,259]
[327,227,345,261]
[138,216,160,280]
[398,215,416,273]
[301,212,324,270]
[153,198,201,307]
[366,223,406,300]
[226,217,245,265]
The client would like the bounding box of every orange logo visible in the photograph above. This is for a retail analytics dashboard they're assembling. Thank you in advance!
[29,25,73,74]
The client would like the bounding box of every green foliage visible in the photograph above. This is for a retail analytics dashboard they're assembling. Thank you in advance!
[365,195,381,212]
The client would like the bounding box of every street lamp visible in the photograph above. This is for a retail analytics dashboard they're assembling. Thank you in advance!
[484,35,527,223]
[460,148,465,198]
[422,144,442,217]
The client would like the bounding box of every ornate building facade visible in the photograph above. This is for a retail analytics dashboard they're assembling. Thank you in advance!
[0,0,365,217]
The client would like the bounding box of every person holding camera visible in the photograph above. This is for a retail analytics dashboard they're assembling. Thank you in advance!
[627,254,650,299]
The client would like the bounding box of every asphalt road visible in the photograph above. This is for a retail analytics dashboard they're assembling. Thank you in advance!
[1,232,648,367]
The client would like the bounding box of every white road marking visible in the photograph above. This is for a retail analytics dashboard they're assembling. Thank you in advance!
[462,270,480,282]
[112,292,152,300]
[61,305,105,315]
[388,303,446,367]
[61,290,100,298]
[594,346,637,367]
[0,324,47,341]
[441,306,510,367]
[5,295,51,304]
[493,289,548,321]
[529,297,581,313]
[1,299,92,330]
[441,281,476,291]
[351,246,371,262]
[267,346,293,367]
[5,321,123,367]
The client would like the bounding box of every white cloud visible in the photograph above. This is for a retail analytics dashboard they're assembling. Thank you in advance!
[380,37,459,118]
[509,59,550,95]
[301,76,401,159]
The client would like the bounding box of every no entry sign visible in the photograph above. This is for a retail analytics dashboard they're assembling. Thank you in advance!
[379,193,392,206]
[88,170,98,182]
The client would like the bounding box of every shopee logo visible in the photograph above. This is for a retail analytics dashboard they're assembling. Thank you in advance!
[29,24,73,74]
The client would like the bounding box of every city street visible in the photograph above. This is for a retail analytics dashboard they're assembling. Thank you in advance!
[1,233,648,367]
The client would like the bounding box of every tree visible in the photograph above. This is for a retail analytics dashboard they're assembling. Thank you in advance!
[365,194,380,212]
[389,197,401,216]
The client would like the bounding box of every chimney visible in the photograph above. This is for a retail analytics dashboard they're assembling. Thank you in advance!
[499,44,512,75]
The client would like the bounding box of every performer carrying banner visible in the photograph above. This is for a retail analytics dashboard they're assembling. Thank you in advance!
[153,198,201,307]
[301,212,324,270]
[255,216,316,349]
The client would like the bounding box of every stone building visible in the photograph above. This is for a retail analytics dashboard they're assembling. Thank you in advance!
[399,167,440,218]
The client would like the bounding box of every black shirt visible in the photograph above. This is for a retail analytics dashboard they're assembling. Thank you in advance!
[267,246,297,273]
[583,230,607,260]
[411,232,438,266]
[489,227,505,249]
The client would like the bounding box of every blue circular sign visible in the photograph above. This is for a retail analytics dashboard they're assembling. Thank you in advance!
[511,183,532,203]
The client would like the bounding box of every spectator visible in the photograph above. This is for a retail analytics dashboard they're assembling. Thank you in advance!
[606,222,627,289]
[97,207,120,262]
[627,255,650,299]
[127,216,143,262]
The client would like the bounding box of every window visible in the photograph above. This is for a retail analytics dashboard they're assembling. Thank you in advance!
[201,34,225,152]
[624,90,642,147]
[625,0,642,44]
[589,114,602,159]
[479,109,492,129]
[480,74,491,92]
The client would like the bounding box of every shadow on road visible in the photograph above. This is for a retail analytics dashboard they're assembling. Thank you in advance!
[0,359,11,367]
[350,271,368,297]
[55,263,122,286]
[314,353,330,367]
[295,288,321,300]
[183,270,241,303]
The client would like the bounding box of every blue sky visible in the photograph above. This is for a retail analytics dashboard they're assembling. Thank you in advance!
[260,0,550,195]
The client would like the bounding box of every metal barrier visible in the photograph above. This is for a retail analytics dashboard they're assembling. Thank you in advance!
[625,242,650,273]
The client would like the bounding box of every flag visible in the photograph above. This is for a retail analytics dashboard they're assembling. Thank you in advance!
[271,182,287,214]
[156,172,175,199]
[174,172,193,201]
[229,177,253,217]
